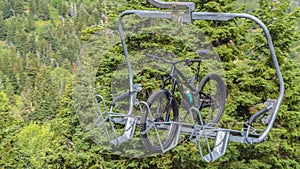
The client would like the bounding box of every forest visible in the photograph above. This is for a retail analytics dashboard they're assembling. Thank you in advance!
[0,0,300,168]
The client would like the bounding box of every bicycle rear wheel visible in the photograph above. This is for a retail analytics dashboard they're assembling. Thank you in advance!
[198,74,226,124]
[140,89,179,153]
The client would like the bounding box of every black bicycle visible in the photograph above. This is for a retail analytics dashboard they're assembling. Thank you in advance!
[140,50,226,153]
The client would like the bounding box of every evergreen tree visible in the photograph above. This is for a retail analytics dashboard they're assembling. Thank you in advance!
[13,0,24,16]
[0,91,23,168]
[0,0,298,168]
[57,0,68,17]
[37,0,50,20]
[15,26,27,56]
[16,122,54,168]
[5,18,17,45]
[24,14,36,33]
[1,0,13,19]
[42,83,104,168]
[30,68,59,122]
[20,75,35,120]
[25,33,37,54]
[0,11,6,40]
[29,0,37,17]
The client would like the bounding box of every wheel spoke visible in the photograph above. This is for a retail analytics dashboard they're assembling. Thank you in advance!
[198,74,226,124]
[140,90,179,153]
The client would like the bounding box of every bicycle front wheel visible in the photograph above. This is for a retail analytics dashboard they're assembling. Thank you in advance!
[198,74,226,124]
[140,89,179,153]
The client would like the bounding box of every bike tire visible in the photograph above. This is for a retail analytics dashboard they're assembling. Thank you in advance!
[140,89,179,153]
[198,73,226,124]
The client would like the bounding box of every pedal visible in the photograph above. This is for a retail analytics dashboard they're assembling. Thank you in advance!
[202,131,230,162]
[110,116,137,145]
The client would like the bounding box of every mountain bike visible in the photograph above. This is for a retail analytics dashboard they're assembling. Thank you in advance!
[140,50,226,153]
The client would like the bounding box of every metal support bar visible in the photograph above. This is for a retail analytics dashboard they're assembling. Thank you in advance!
[148,0,195,12]
[94,94,118,143]
[110,116,138,145]
[196,12,284,144]
[202,131,230,162]
[148,0,194,22]
[130,9,192,23]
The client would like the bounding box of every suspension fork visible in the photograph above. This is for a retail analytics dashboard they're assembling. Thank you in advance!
[195,61,201,87]
[160,76,177,122]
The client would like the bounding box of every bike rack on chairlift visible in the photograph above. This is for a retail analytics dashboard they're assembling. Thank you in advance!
[94,0,284,162]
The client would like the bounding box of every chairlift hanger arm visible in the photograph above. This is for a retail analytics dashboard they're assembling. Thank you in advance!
[146,53,201,65]
[148,0,195,12]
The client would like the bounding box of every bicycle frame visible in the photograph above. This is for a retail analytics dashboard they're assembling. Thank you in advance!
[94,0,284,162]
[162,61,200,98]
[163,65,198,90]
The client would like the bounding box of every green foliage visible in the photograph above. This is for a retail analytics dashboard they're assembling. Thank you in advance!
[0,0,299,168]
[80,25,103,41]
[0,11,6,40]
[1,0,14,19]
[0,91,24,168]
[16,122,54,168]
[13,0,25,16]
[44,83,104,168]
[57,0,68,17]
[28,67,59,122]
[0,90,9,113]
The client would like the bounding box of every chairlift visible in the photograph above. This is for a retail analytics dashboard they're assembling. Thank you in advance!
[94,0,284,162]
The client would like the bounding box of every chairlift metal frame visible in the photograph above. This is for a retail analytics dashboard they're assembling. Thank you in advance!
[94,0,284,162]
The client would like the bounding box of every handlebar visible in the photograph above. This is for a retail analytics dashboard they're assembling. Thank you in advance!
[146,53,201,65]
[248,107,269,126]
